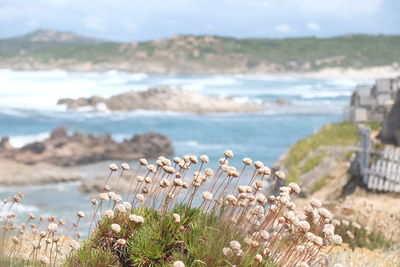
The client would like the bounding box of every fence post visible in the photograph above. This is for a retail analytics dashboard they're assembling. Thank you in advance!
[359,127,371,185]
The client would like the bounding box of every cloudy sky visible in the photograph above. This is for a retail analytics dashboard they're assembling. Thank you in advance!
[0,0,399,42]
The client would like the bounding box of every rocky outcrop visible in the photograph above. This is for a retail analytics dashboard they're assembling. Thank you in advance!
[57,86,264,113]
[0,126,174,166]
[380,98,400,145]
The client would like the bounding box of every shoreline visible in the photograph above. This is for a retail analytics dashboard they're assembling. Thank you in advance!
[1,65,399,80]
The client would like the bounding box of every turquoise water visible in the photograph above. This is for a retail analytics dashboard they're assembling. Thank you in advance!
[0,70,367,225]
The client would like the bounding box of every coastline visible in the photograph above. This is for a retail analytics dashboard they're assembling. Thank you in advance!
[1,65,399,80]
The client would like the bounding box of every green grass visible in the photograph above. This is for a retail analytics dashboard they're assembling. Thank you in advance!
[283,121,380,183]
[67,205,269,267]
[334,221,393,250]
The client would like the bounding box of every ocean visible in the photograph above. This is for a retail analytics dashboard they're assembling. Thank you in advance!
[0,69,369,225]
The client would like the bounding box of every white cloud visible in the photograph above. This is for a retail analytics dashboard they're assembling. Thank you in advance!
[307,22,320,31]
[82,16,107,32]
[274,24,292,33]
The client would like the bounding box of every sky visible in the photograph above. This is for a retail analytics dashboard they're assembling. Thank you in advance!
[0,0,399,42]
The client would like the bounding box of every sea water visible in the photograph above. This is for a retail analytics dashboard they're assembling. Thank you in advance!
[0,69,371,223]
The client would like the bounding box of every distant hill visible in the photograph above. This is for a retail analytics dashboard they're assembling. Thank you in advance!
[0,29,399,74]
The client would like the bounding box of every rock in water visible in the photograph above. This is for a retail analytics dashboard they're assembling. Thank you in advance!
[57,86,264,113]
[0,126,174,166]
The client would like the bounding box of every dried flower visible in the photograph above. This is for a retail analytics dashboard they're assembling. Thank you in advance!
[200,154,209,163]
[111,224,121,233]
[99,193,109,201]
[47,223,58,233]
[39,256,49,265]
[116,238,127,245]
[255,254,263,263]
[121,163,130,170]
[139,158,148,166]
[202,191,213,201]
[224,150,233,158]
[173,213,181,223]
[135,194,145,202]
[229,240,241,251]
[222,247,233,257]
[70,240,80,250]
[109,164,118,171]
[173,261,185,267]
[115,204,127,213]
[104,210,114,219]
[274,170,285,180]
[129,214,144,224]
[77,211,85,218]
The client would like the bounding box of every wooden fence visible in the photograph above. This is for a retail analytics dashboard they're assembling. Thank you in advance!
[357,128,400,193]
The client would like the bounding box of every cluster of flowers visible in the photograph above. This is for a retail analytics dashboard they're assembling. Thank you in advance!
[0,193,84,266]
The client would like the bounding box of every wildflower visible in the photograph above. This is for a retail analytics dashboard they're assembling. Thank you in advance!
[47,223,58,233]
[173,213,181,223]
[235,249,244,256]
[229,240,241,251]
[139,158,148,166]
[121,163,130,170]
[299,221,310,232]
[104,210,114,219]
[341,219,349,227]
[200,154,209,163]
[254,161,264,169]
[70,240,80,250]
[332,234,343,245]
[135,194,145,202]
[219,158,228,165]
[129,214,144,224]
[28,213,36,220]
[288,182,301,194]
[242,157,253,165]
[224,150,233,158]
[109,164,118,171]
[274,170,285,180]
[111,194,122,203]
[202,191,213,201]
[173,178,183,187]
[145,177,152,184]
[262,248,270,256]
[91,199,98,205]
[173,261,185,267]
[116,238,127,245]
[204,168,214,176]
[77,211,85,218]
[255,254,263,263]
[111,224,121,233]
[222,247,233,257]
[322,224,335,236]
[115,204,127,213]
[147,164,156,172]
[39,256,49,265]
[318,208,333,220]
[99,193,109,201]
[121,202,131,210]
[309,199,322,208]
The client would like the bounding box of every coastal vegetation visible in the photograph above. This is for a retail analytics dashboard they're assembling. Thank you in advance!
[1,151,346,266]
[0,29,399,73]
[282,121,380,184]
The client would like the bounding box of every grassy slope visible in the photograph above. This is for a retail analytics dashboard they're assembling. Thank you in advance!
[283,121,380,184]
[1,34,400,70]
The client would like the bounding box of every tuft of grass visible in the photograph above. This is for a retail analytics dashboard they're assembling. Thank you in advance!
[309,175,333,194]
[335,221,393,250]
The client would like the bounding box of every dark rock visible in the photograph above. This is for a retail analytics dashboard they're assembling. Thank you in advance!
[0,127,174,166]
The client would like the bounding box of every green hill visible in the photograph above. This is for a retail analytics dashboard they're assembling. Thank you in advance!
[1,29,399,74]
